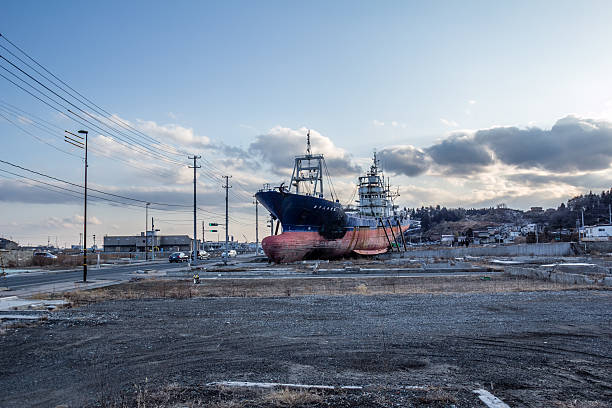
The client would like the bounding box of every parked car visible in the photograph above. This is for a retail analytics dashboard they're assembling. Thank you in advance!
[191,250,210,260]
[33,251,57,259]
[168,252,189,263]
[221,249,237,258]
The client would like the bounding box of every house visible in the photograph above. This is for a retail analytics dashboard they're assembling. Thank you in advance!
[582,224,612,241]
[440,235,454,246]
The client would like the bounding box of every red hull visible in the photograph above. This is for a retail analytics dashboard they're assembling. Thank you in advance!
[262,225,408,263]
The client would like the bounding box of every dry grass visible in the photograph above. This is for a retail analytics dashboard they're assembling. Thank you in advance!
[98,381,325,408]
[418,388,457,404]
[355,283,368,295]
[0,320,42,335]
[264,388,323,407]
[30,274,608,307]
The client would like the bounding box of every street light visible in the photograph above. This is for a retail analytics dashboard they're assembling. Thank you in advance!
[78,130,88,282]
[64,129,88,282]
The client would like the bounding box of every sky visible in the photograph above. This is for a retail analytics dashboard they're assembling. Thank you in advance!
[2,0,612,246]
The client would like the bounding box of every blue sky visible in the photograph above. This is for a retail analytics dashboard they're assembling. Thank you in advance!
[2,0,612,246]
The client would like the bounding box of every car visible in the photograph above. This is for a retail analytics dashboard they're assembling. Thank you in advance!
[221,249,237,258]
[191,251,210,260]
[33,251,58,259]
[168,252,189,263]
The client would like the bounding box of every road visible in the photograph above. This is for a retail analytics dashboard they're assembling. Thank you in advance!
[1,253,500,294]
[1,260,186,291]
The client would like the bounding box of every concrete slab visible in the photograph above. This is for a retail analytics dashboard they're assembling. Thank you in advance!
[208,381,363,391]
[0,314,42,320]
[0,296,67,311]
[6,279,121,298]
[473,389,510,408]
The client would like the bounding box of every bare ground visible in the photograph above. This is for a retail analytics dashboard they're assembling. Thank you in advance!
[1,276,611,407]
[32,274,605,307]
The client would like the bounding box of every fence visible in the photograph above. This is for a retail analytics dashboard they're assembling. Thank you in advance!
[391,242,573,259]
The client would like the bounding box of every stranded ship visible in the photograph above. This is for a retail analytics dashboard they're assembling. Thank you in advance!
[255,133,410,263]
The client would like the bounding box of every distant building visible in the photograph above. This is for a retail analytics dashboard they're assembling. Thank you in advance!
[103,231,192,253]
[0,238,18,250]
[530,206,543,212]
[582,224,612,241]
[440,235,454,245]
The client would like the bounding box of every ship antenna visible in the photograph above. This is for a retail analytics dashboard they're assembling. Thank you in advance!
[306,129,311,156]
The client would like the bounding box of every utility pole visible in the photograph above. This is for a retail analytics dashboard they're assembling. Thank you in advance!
[222,175,232,265]
[145,202,150,260]
[151,217,155,260]
[609,204,611,224]
[64,129,88,282]
[80,130,88,282]
[254,196,259,255]
[202,221,205,247]
[189,155,201,266]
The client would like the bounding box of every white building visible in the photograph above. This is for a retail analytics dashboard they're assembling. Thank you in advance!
[582,224,612,241]
[441,235,454,246]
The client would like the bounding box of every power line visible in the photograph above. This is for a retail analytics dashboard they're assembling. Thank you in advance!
[0,158,192,208]
[0,56,186,166]
[0,110,80,158]
[0,33,189,157]
[0,101,186,175]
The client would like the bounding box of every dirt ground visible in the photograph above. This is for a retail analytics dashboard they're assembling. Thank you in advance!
[36,274,603,306]
[1,276,611,407]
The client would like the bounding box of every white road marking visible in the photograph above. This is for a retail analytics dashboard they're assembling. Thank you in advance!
[473,389,511,408]
[208,381,362,390]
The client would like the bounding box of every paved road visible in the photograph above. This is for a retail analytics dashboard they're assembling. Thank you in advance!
[2,254,498,293]
[2,261,186,290]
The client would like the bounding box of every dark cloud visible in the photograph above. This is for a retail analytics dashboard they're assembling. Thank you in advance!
[507,172,612,190]
[0,179,230,208]
[249,127,360,176]
[475,116,612,172]
[0,180,80,204]
[378,146,430,176]
[426,134,493,174]
[325,157,362,176]
[381,115,612,177]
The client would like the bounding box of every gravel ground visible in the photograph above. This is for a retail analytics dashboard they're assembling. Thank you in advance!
[1,290,611,407]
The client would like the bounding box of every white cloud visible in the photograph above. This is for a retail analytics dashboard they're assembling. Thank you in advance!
[440,118,459,127]
[135,118,210,149]
[249,126,361,176]
[73,215,103,225]
[372,120,385,127]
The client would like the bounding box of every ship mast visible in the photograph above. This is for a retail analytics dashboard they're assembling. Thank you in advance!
[289,130,325,198]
